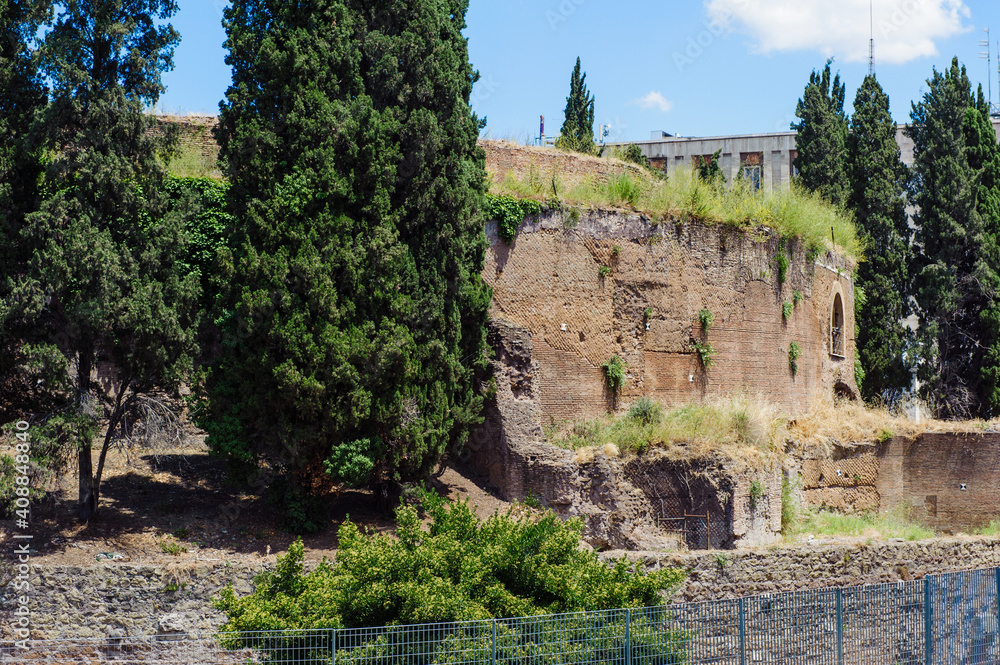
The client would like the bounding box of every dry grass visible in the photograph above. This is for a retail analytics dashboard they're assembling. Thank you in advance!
[488,158,860,260]
[789,395,999,455]
[549,395,785,468]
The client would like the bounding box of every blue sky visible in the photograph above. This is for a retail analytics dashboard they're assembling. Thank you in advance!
[158,1,1000,142]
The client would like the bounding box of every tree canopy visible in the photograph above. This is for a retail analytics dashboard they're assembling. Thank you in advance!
[792,60,850,208]
[2,0,199,520]
[847,75,911,401]
[203,0,491,531]
[557,57,595,154]
[905,58,1000,418]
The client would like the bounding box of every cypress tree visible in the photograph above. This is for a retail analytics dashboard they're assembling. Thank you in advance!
[966,90,1000,414]
[847,75,911,401]
[905,58,1000,418]
[557,57,595,154]
[792,60,850,207]
[0,0,51,420]
[6,0,199,520]
[206,0,490,529]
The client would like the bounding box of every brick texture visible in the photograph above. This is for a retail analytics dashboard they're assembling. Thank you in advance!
[483,208,858,423]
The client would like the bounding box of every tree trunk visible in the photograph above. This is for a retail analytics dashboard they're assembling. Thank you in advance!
[77,347,96,522]
[92,377,131,516]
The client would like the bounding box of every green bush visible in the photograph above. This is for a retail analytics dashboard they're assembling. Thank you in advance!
[692,340,716,368]
[216,489,684,635]
[782,301,793,321]
[601,355,627,393]
[485,194,544,242]
[627,397,663,426]
[788,341,802,377]
[698,309,714,332]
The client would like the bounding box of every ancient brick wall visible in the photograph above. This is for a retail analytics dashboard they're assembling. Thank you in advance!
[483,210,857,425]
[481,140,644,191]
[877,433,1000,532]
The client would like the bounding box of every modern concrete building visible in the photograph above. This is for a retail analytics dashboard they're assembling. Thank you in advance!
[609,119,1000,191]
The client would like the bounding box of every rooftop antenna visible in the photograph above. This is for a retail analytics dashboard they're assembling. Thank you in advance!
[868,0,875,76]
[980,28,992,111]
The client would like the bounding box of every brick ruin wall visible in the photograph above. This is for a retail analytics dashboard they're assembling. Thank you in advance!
[481,209,857,424]
[464,209,862,550]
[800,433,1000,533]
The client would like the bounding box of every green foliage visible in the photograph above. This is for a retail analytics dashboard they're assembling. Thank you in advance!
[484,194,543,242]
[598,265,611,278]
[557,57,596,154]
[621,144,649,168]
[491,166,860,259]
[606,172,643,207]
[159,539,187,556]
[782,301,793,321]
[627,396,663,426]
[692,340,715,368]
[788,341,802,377]
[551,396,780,455]
[215,490,684,635]
[877,428,893,443]
[848,75,911,403]
[601,355,626,393]
[324,438,383,489]
[906,58,1000,418]
[780,475,800,535]
[5,0,197,521]
[749,480,765,510]
[696,149,726,187]
[643,307,653,321]
[974,519,1000,536]
[795,507,934,541]
[205,0,492,513]
[792,59,850,207]
[698,309,714,332]
[793,290,804,306]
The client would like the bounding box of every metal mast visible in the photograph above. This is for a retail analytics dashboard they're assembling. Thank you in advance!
[981,28,992,111]
[868,0,875,76]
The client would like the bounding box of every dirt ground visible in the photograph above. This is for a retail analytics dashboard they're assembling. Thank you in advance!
[0,434,513,567]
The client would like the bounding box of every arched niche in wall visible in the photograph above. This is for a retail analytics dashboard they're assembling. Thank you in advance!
[830,292,845,358]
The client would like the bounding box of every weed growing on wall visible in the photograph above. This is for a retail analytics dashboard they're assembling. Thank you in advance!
[788,342,802,377]
[782,301,793,321]
[485,194,544,242]
[601,355,626,393]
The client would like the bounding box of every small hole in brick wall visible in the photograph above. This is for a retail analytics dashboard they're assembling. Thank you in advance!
[560,323,567,331]
[960,483,967,491]
[578,331,585,342]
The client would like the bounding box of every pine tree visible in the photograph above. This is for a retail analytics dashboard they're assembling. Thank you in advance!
[557,57,595,154]
[205,0,490,530]
[905,58,1000,418]
[5,0,199,520]
[792,60,850,207]
[847,75,910,401]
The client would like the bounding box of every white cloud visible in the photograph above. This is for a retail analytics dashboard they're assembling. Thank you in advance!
[633,91,674,112]
[705,0,971,64]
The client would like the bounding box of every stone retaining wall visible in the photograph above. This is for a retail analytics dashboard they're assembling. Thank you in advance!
[8,537,1000,638]
[609,536,1000,603]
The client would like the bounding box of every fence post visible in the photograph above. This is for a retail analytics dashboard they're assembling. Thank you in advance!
[625,608,632,665]
[331,628,336,665]
[738,598,746,665]
[924,576,932,665]
[835,588,844,665]
[996,567,1000,650]
[492,619,497,665]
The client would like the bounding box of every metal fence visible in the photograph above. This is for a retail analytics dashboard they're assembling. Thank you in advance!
[3,566,1000,664]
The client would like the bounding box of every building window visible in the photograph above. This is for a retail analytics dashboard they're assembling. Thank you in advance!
[789,150,799,178]
[831,293,845,357]
[741,152,763,191]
